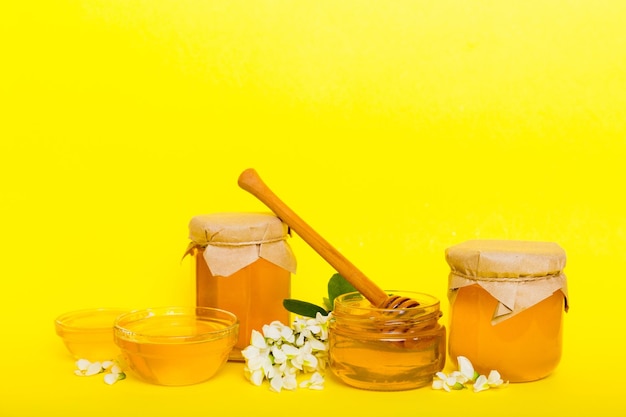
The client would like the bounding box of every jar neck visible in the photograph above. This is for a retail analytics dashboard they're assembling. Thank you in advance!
[332,306,442,335]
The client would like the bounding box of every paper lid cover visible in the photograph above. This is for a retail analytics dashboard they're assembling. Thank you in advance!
[185,212,297,277]
[445,240,568,324]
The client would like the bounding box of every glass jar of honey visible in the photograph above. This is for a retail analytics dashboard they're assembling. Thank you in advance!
[445,240,569,382]
[329,291,446,391]
[185,212,296,361]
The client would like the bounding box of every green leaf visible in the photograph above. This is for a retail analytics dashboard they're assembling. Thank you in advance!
[327,273,357,311]
[282,299,328,318]
[322,297,332,312]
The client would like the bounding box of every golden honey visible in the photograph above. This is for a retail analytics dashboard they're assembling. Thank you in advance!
[329,291,446,391]
[113,307,238,386]
[55,308,127,361]
[194,251,291,359]
[186,213,296,361]
[446,240,568,382]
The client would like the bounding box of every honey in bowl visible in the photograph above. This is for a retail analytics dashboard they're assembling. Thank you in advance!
[55,308,127,361]
[114,307,238,386]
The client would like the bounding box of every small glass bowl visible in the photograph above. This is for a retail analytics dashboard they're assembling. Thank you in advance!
[55,308,127,361]
[113,306,239,386]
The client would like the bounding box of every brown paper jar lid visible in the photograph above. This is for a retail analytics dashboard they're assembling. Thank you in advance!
[186,212,297,277]
[445,240,568,324]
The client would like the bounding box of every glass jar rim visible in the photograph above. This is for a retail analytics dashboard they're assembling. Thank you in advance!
[333,290,440,313]
[330,291,443,335]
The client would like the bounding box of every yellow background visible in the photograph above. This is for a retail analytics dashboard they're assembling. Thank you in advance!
[2,1,624,416]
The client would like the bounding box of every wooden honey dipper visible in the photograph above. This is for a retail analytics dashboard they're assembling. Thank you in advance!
[238,168,420,310]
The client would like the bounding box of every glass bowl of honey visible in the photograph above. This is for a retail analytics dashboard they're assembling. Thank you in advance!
[113,306,239,386]
[55,308,127,361]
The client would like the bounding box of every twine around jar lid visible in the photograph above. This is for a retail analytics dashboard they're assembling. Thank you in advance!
[185,212,297,277]
[445,240,568,324]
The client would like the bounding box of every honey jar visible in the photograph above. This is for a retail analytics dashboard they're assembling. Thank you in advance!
[329,291,446,391]
[445,240,569,382]
[185,212,296,361]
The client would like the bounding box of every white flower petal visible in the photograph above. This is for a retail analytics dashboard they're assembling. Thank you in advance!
[76,359,91,371]
[263,323,282,341]
[269,376,283,393]
[281,344,299,356]
[435,372,447,380]
[249,369,264,386]
[315,312,329,324]
[457,356,475,381]
[308,338,327,351]
[250,330,267,349]
[85,362,103,376]
[103,373,119,385]
[302,353,318,372]
[473,374,489,392]
[265,362,278,379]
[300,372,325,390]
[432,380,444,390]
[271,346,287,364]
[445,375,459,386]
[487,370,503,386]
[280,326,295,343]
[282,374,298,390]
[246,354,267,372]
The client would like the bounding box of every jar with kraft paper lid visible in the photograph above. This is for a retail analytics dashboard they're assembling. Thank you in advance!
[445,240,568,382]
[184,213,296,361]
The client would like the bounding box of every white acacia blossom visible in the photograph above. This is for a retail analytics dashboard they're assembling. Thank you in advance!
[242,313,330,392]
[473,370,506,392]
[432,356,507,393]
[74,359,126,385]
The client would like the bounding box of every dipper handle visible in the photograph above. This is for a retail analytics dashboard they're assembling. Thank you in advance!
[238,168,390,307]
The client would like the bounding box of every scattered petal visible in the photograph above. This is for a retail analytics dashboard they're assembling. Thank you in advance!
[457,356,477,382]
[473,374,489,392]
[73,359,126,384]
[76,359,91,371]
[487,370,504,386]
[300,372,325,390]
[433,356,508,393]
[103,373,119,385]
[85,362,103,376]
[432,379,445,390]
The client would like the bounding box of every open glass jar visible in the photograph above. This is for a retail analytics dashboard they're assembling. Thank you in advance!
[329,291,446,391]
[446,240,569,382]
